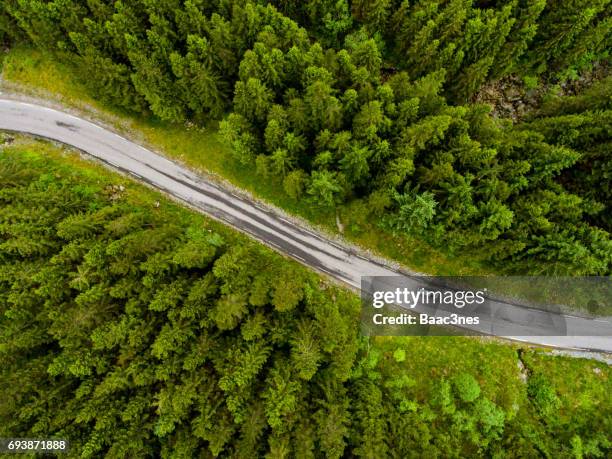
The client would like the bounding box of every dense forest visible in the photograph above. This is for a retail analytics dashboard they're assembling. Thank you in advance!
[1,144,610,457]
[272,0,611,101]
[0,0,610,275]
[1,2,611,458]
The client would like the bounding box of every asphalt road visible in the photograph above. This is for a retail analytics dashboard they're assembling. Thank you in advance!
[1,99,611,353]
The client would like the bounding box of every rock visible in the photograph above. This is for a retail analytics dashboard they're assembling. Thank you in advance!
[504,86,523,101]
[335,211,345,234]
[0,134,14,145]
[517,358,528,383]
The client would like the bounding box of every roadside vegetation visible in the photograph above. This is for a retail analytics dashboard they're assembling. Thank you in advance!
[0,46,485,276]
[1,0,610,276]
[1,139,609,457]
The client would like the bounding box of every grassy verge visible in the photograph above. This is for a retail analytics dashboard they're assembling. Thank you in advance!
[373,336,526,408]
[374,335,610,454]
[522,350,611,422]
[0,46,489,276]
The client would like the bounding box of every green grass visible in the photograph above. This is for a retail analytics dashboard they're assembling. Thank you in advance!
[522,350,611,422]
[373,336,526,410]
[1,46,489,276]
[374,335,610,438]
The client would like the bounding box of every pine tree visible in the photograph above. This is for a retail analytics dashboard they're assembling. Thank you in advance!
[233,77,274,124]
[170,35,228,120]
[526,0,611,76]
[307,170,343,207]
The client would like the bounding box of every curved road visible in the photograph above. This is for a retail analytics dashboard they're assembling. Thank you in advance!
[1,99,611,353]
